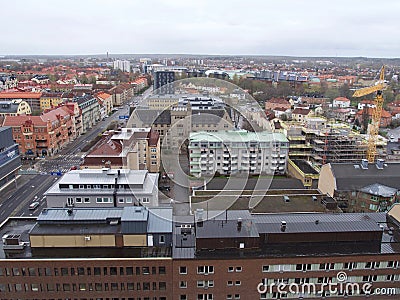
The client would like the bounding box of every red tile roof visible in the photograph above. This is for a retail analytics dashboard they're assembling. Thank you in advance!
[0,92,42,99]
[292,108,310,115]
[356,108,392,118]
[334,97,350,102]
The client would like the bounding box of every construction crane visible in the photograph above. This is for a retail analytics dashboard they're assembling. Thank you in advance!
[352,66,387,163]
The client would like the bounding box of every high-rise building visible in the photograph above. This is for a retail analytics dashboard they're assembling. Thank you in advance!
[154,71,175,94]
[113,60,131,73]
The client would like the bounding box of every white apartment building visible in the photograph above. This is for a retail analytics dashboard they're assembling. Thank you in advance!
[189,130,289,177]
[113,60,131,73]
[45,169,159,208]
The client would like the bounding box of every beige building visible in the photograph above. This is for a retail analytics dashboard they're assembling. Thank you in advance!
[129,104,233,150]
[0,99,31,116]
[82,128,160,173]
[40,92,63,111]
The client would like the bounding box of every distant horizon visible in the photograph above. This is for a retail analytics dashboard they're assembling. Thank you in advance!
[1,53,399,60]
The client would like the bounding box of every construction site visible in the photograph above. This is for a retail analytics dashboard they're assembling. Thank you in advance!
[282,117,387,168]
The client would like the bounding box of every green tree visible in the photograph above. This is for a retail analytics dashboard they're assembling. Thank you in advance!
[339,83,351,98]
[324,88,339,100]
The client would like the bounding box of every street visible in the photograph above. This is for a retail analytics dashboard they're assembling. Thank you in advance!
[0,99,134,224]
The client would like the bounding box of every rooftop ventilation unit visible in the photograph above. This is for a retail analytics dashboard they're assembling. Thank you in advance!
[361,159,368,170]
[376,159,385,170]
[281,221,287,232]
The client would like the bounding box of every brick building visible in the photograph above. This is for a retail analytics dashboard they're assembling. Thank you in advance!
[1,206,400,299]
[2,106,75,157]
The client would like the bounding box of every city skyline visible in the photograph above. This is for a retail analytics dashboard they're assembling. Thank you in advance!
[2,0,400,57]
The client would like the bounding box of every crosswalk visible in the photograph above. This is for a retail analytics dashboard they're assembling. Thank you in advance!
[36,153,82,174]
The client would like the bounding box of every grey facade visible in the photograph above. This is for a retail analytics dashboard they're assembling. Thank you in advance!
[45,168,159,208]
[154,71,175,94]
[73,95,100,133]
[0,127,21,188]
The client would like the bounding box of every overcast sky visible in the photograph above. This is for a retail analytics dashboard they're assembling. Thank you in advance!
[2,0,400,57]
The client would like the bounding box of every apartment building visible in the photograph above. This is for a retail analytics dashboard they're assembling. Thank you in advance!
[189,130,289,177]
[73,94,100,133]
[0,99,31,116]
[2,106,75,157]
[0,92,42,112]
[83,128,160,173]
[45,168,159,208]
[1,206,400,299]
[109,84,133,106]
[39,92,63,110]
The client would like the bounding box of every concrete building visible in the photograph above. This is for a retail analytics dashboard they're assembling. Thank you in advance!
[154,71,175,94]
[318,160,400,212]
[2,106,75,157]
[1,206,400,299]
[0,127,21,188]
[0,99,31,116]
[0,73,17,91]
[39,92,63,111]
[0,92,42,112]
[113,60,131,72]
[109,84,133,106]
[83,128,161,173]
[64,102,82,138]
[189,130,289,177]
[332,97,351,108]
[73,94,100,133]
[45,168,159,208]
[95,92,113,117]
[130,104,234,150]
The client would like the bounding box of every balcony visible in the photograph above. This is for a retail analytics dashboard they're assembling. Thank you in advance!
[242,153,250,158]
[223,153,230,158]
[190,161,200,165]
[222,166,230,171]
[241,160,249,165]
[191,152,201,158]
[200,154,208,158]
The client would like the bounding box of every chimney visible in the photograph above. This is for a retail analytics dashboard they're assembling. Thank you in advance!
[376,159,385,170]
[281,221,287,232]
[117,169,121,177]
[361,159,368,170]
[237,218,242,232]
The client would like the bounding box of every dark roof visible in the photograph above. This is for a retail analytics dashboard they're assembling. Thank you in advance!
[196,219,259,239]
[292,159,318,174]
[330,162,400,190]
[254,212,384,234]
[135,109,171,125]
[191,109,226,125]
[205,177,304,190]
[0,101,21,114]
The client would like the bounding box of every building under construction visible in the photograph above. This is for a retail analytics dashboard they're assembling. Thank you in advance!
[282,117,387,168]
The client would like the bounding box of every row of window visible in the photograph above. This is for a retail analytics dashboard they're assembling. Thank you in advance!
[0,266,166,277]
[261,273,400,285]
[65,197,150,204]
[0,281,167,293]
[0,298,165,300]
[261,261,400,272]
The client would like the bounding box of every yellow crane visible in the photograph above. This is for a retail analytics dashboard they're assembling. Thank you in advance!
[352,66,387,162]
